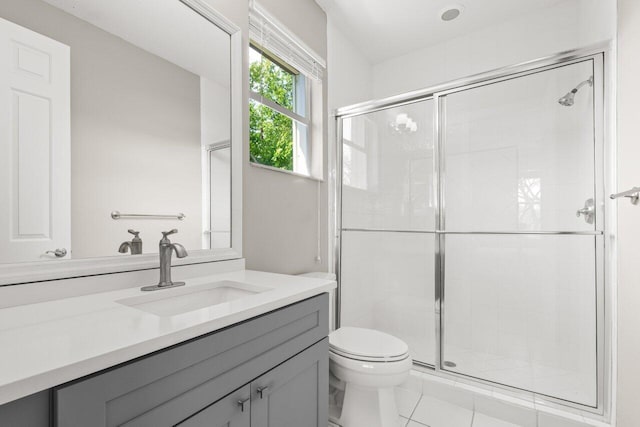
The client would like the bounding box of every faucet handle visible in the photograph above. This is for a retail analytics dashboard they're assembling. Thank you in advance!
[161,229,178,238]
[128,229,140,237]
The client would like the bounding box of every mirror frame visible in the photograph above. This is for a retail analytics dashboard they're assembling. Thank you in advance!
[0,0,243,286]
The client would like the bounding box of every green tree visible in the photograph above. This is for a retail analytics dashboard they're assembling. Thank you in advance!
[249,52,295,170]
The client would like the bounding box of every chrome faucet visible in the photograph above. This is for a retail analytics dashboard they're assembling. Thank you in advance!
[118,229,143,255]
[141,229,188,291]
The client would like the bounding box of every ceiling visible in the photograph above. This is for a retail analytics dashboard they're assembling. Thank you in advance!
[316,0,566,64]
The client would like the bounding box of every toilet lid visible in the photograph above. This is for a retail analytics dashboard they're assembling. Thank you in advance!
[329,327,409,362]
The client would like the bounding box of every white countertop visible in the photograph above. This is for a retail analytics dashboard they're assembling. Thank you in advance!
[0,270,336,405]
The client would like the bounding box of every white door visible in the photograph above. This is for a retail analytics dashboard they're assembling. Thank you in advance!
[0,17,71,263]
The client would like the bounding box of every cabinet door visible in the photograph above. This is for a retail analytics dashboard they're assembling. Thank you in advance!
[0,390,50,427]
[251,338,328,427]
[177,385,250,427]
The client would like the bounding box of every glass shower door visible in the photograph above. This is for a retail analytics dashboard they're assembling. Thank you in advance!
[439,59,602,407]
[340,100,437,365]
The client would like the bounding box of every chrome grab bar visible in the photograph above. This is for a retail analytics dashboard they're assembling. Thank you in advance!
[111,211,186,220]
[610,187,640,205]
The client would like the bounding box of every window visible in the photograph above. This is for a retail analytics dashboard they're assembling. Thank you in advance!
[249,45,310,174]
[248,2,325,178]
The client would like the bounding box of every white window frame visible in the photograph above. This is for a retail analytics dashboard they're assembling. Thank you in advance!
[248,1,325,180]
[249,45,312,176]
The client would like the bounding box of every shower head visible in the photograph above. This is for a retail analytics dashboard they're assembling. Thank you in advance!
[558,91,577,107]
[558,76,593,107]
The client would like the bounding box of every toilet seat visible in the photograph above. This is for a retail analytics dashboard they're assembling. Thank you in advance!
[329,327,409,362]
[329,350,413,379]
[330,347,410,363]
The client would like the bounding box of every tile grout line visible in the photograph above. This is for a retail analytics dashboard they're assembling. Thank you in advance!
[407,393,422,421]
[407,415,430,427]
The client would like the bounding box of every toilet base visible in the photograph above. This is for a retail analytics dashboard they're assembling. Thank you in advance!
[338,383,403,427]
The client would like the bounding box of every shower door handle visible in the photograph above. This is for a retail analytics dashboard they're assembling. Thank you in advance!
[576,198,595,224]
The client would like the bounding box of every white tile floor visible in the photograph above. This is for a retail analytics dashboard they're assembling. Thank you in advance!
[394,381,607,427]
[330,372,609,427]
[398,387,515,427]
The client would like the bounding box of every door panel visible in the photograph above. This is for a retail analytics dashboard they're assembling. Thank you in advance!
[251,339,328,427]
[339,98,438,367]
[0,17,70,262]
[439,59,601,407]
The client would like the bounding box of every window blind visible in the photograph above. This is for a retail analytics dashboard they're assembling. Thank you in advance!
[249,1,326,81]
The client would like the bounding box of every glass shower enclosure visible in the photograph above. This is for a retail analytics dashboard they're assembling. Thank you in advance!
[336,52,605,410]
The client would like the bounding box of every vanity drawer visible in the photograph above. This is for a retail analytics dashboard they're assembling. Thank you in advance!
[54,293,329,427]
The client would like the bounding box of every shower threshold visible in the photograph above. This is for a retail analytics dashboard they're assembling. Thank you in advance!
[409,366,609,426]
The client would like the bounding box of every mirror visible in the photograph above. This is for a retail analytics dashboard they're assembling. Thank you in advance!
[0,0,233,264]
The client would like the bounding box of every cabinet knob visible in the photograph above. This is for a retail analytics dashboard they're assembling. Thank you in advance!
[256,386,269,399]
[237,397,251,412]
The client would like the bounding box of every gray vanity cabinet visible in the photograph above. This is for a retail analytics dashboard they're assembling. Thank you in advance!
[177,385,251,427]
[251,338,327,427]
[52,293,329,427]
[179,338,327,427]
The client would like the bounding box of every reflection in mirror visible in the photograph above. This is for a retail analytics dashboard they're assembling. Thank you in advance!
[0,0,232,263]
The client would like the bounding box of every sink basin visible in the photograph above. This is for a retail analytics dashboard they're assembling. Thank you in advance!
[116,280,269,316]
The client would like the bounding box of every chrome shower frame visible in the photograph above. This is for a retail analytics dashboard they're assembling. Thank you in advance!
[332,43,614,420]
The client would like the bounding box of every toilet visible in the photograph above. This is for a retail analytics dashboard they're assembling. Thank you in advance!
[329,327,413,427]
[294,273,412,426]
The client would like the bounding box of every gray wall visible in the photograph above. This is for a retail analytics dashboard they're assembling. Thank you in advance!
[243,0,329,275]
[0,0,203,258]
[207,0,329,275]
